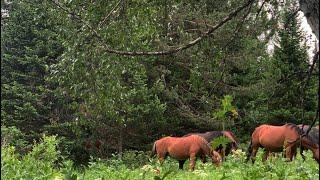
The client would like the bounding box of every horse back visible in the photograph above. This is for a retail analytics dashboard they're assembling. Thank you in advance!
[252,124,301,150]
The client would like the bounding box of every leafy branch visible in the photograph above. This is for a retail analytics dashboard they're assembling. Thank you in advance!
[49,0,255,56]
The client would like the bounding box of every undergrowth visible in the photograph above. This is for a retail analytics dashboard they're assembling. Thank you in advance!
[1,135,319,180]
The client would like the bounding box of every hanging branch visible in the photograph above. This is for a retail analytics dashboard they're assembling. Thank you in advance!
[50,0,255,56]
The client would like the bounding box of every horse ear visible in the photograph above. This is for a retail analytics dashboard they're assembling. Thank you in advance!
[210,149,214,155]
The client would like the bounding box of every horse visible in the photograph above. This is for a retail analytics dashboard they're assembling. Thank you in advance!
[298,124,319,145]
[246,123,319,163]
[183,130,239,161]
[297,124,319,160]
[151,135,222,171]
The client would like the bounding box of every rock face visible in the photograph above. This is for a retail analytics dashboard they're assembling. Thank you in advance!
[299,0,319,39]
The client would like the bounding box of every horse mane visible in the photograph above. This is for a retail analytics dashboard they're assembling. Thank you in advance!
[196,135,210,145]
[197,135,212,154]
[285,123,316,144]
[285,123,304,135]
[205,131,224,140]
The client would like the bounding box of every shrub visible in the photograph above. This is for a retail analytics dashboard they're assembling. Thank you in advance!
[1,135,62,180]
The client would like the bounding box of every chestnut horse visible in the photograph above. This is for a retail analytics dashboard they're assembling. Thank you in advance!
[246,123,319,163]
[151,135,222,170]
[184,130,238,161]
[297,124,319,161]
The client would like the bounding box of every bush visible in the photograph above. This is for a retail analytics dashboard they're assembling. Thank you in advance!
[1,126,28,151]
[1,135,62,180]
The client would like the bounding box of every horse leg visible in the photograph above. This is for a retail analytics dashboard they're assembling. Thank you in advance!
[284,146,294,162]
[221,149,225,162]
[189,153,196,171]
[300,147,306,161]
[262,150,269,162]
[291,147,297,161]
[246,140,253,162]
[158,157,165,165]
[178,160,186,169]
[201,153,207,163]
[157,152,166,165]
[250,147,259,164]
[246,141,259,163]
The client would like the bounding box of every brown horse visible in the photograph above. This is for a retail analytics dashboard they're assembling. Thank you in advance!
[151,135,222,170]
[184,130,238,161]
[246,123,319,163]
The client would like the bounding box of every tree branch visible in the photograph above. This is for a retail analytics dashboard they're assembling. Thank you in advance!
[97,0,122,29]
[50,0,255,56]
[255,0,267,20]
[303,50,319,135]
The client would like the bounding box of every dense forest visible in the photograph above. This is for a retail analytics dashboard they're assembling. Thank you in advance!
[1,0,319,178]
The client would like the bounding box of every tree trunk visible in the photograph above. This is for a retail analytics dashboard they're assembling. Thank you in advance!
[299,0,319,39]
[118,125,123,158]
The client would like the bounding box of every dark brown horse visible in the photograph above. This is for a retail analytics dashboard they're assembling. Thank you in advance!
[246,123,319,163]
[297,124,319,160]
[184,130,238,161]
[151,135,222,170]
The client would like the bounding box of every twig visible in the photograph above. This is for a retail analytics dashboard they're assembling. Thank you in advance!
[97,0,122,29]
[255,0,267,20]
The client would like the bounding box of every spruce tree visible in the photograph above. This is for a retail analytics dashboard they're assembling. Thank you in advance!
[1,0,63,140]
[268,8,317,124]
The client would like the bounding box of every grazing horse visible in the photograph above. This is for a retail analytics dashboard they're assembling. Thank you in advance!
[151,135,222,171]
[246,123,319,163]
[183,130,239,161]
[297,124,319,161]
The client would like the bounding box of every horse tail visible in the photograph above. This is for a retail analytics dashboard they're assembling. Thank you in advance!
[246,139,253,162]
[151,141,157,157]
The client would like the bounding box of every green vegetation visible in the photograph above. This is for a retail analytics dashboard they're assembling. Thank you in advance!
[1,0,319,179]
[1,136,319,179]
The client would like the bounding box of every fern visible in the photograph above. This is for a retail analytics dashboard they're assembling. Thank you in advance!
[211,136,231,150]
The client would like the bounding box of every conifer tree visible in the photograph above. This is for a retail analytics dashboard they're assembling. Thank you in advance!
[268,8,317,124]
[1,0,63,138]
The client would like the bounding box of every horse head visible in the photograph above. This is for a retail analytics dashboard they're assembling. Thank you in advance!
[210,149,222,166]
[287,133,320,163]
[302,135,320,163]
[223,131,239,151]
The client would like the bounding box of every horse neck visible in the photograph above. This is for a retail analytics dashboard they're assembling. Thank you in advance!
[223,131,237,143]
[198,138,211,155]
